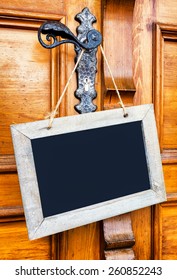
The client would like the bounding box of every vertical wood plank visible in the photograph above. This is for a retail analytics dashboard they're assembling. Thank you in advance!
[59,223,101,260]
[103,0,135,90]
[131,0,154,260]
[131,208,152,259]
[132,0,155,104]
[103,0,136,260]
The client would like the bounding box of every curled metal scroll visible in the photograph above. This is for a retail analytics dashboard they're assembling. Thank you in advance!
[38,21,102,51]
[38,8,102,114]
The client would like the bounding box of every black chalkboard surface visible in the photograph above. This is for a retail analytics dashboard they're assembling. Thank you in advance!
[32,121,150,218]
[11,104,166,239]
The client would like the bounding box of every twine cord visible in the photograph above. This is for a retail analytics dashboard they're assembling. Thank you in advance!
[100,45,128,118]
[47,49,85,129]
[47,45,128,128]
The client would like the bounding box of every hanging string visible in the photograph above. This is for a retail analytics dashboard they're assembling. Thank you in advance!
[100,45,128,118]
[46,45,127,128]
[47,49,85,129]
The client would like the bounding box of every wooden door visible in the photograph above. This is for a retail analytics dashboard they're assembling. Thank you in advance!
[1,0,177,260]
[0,0,103,260]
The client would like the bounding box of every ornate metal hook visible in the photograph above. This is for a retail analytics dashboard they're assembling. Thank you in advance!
[38,7,102,113]
[38,20,102,51]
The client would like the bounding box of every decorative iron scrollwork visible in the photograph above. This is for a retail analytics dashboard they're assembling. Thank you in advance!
[38,20,102,51]
[74,8,100,113]
[38,7,102,114]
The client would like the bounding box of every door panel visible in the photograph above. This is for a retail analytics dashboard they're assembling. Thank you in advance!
[103,0,135,91]
[0,4,64,260]
[0,0,103,260]
[0,173,22,207]
[163,40,177,149]
[0,221,58,260]
[0,22,51,155]
[132,0,177,259]
[154,200,177,260]
[154,23,177,259]
[163,164,177,193]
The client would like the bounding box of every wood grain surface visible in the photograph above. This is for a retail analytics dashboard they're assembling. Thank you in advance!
[1,0,177,260]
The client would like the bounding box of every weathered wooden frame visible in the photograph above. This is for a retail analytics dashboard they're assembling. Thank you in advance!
[11,104,166,240]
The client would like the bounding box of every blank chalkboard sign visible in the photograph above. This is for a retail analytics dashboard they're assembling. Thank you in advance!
[11,104,166,240]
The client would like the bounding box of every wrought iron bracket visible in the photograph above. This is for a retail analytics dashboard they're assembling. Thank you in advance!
[38,7,102,113]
